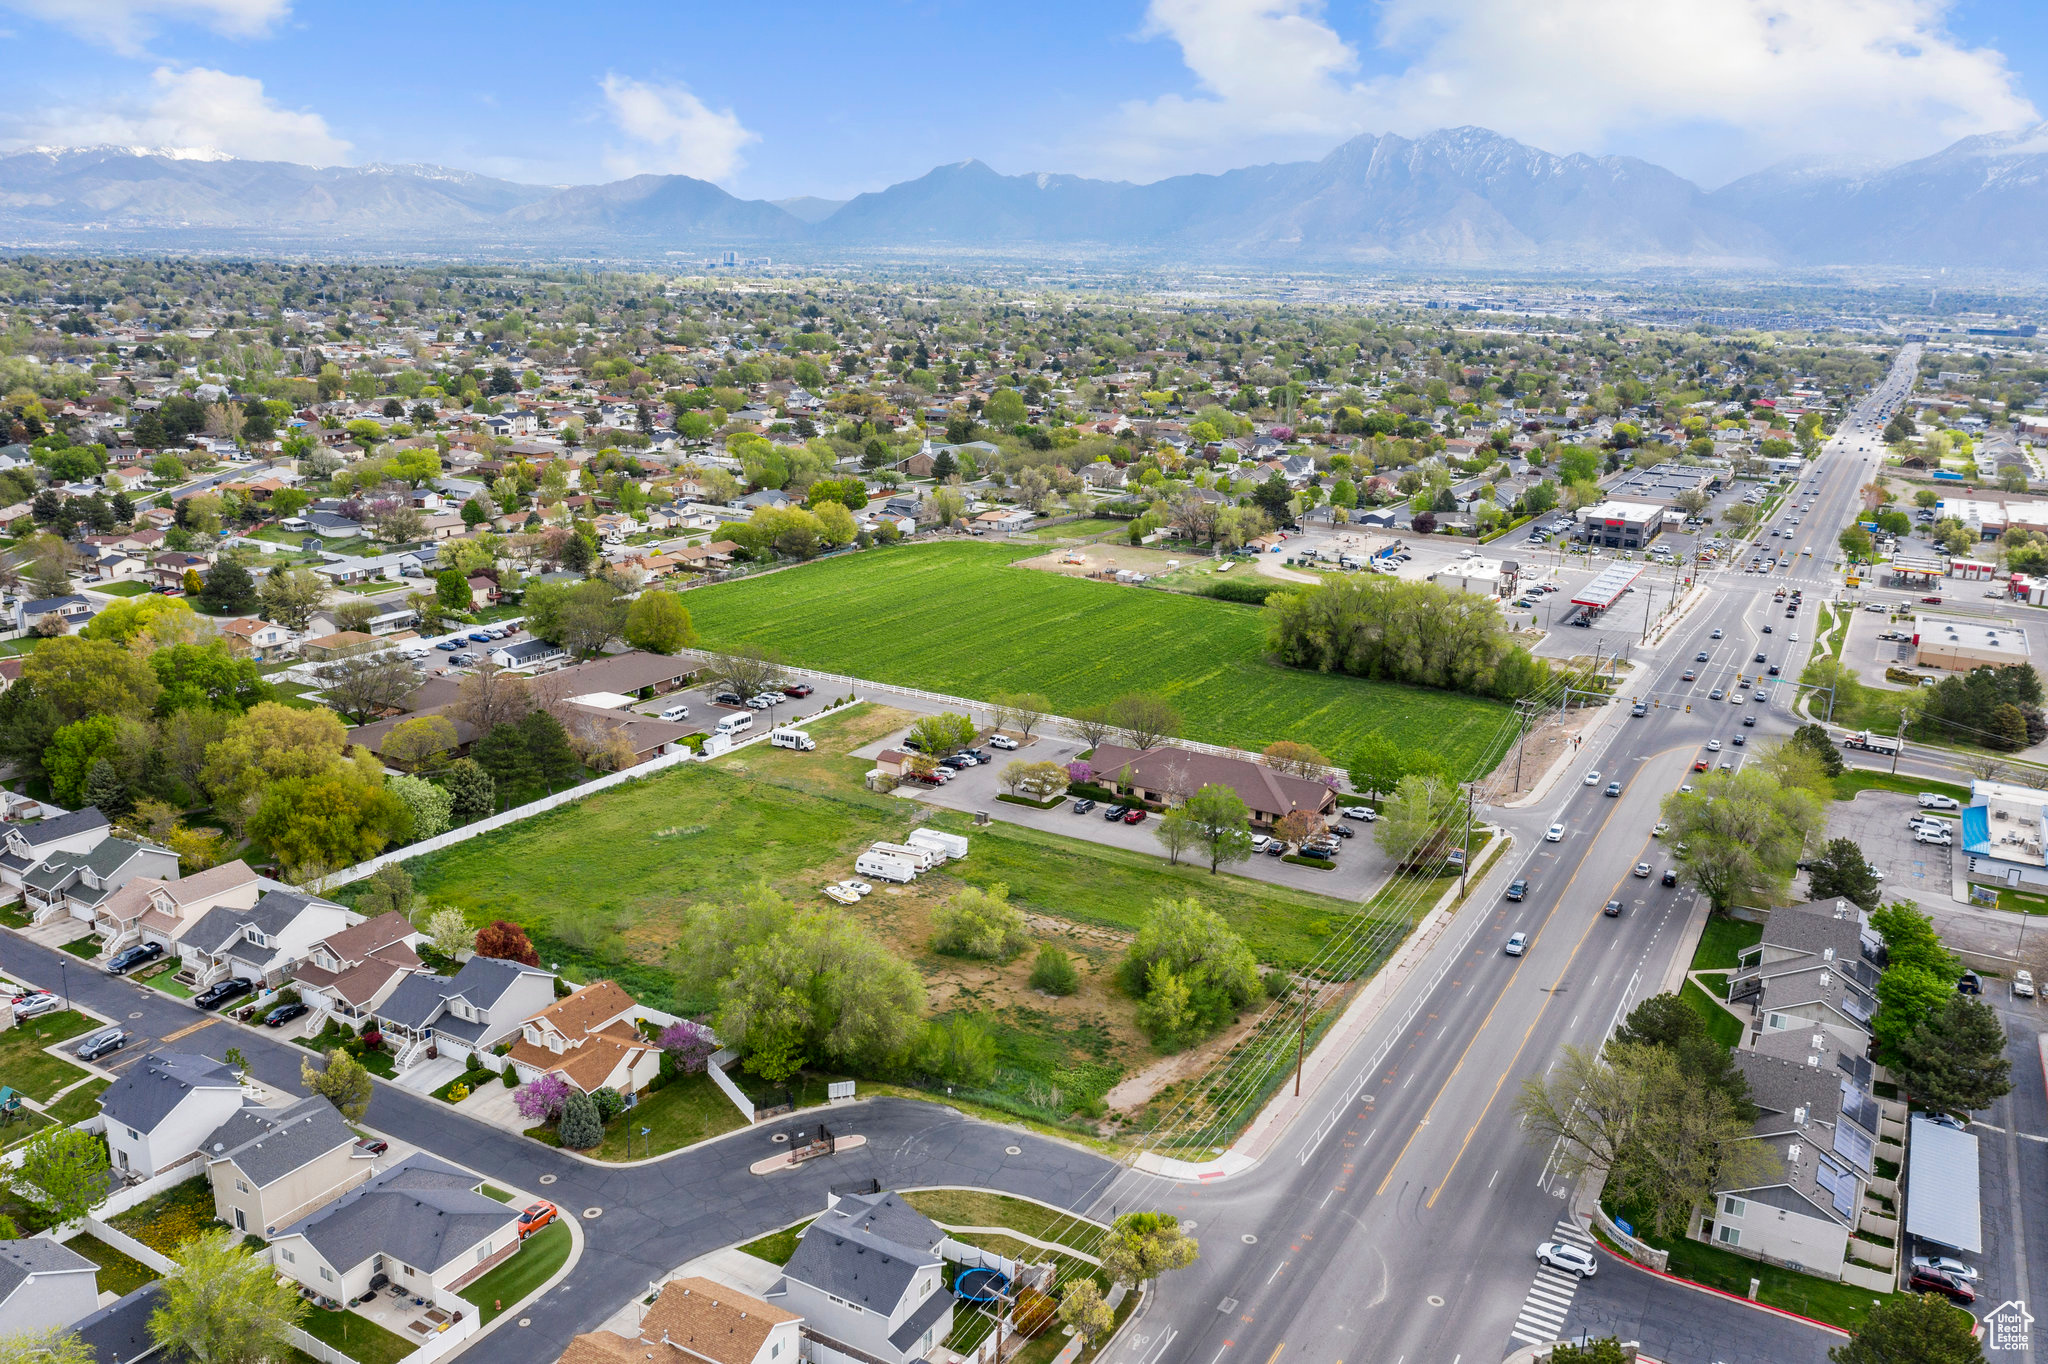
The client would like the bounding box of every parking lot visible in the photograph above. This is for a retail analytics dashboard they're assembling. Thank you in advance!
[1820,789,1955,903]
[855,722,1398,899]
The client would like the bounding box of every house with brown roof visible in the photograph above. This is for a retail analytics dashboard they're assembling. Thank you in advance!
[301,631,377,662]
[674,540,740,571]
[291,911,425,1026]
[104,859,265,949]
[217,617,293,660]
[506,980,661,1095]
[558,1277,800,1364]
[1089,743,1336,828]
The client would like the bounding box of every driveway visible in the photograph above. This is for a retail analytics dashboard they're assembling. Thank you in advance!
[865,726,1391,900]
[0,932,1117,1364]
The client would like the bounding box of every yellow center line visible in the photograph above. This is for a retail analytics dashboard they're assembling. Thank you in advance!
[1265,1345,1285,1364]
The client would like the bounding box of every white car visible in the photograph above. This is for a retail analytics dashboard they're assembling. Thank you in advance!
[1652,821,1669,837]
[744,696,775,710]
[1706,739,1722,752]
[1633,862,1651,877]
[1911,1255,1980,1283]
[1537,1242,1597,1278]
[1343,805,1378,822]
[988,735,1019,750]
[1583,771,1601,786]
[1545,823,1565,842]
[1505,931,1529,956]
[1914,828,1953,846]
[12,992,61,1019]
[1919,793,1962,811]
[2015,970,2035,1000]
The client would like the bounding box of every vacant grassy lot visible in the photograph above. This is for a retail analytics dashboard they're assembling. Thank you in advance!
[109,1176,219,1257]
[683,542,1509,772]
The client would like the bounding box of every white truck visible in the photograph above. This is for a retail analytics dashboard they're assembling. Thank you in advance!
[907,828,970,861]
[1843,730,1901,757]
[854,850,919,883]
[769,728,816,751]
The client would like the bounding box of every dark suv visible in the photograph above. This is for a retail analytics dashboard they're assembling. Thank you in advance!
[106,942,164,975]
[713,692,744,706]
[1908,1266,1975,1305]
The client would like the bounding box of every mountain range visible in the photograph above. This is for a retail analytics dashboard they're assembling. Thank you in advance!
[4,124,2046,269]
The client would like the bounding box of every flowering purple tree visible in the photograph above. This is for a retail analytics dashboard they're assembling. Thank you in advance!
[658,1021,718,1076]
[513,1070,573,1124]
[1067,761,1094,786]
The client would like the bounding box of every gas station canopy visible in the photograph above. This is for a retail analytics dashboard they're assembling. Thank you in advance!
[1572,562,1645,610]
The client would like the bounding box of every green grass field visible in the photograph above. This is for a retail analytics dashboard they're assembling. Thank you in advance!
[1689,915,1762,972]
[0,1010,97,1101]
[682,542,1510,772]
[63,1233,160,1297]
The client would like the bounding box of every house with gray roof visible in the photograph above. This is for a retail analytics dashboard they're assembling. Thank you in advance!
[204,1095,376,1236]
[24,836,179,930]
[13,594,93,635]
[372,955,557,1066]
[70,1283,163,1364]
[99,1051,245,1177]
[768,1189,955,1364]
[0,806,110,898]
[174,889,358,990]
[0,1237,100,1336]
[268,1152,519,1307]
[1726,898,1882,1051]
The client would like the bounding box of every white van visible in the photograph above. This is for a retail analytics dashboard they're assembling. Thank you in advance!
[770,728,815,751]
[855,850,918,883]
[660,703,690,722]
[715,713,754,738]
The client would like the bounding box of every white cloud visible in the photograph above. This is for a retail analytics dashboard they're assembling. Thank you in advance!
[0,0,288,53]
[599,74,758,184]
[1089,0,2039,182]
[10,66,350,164]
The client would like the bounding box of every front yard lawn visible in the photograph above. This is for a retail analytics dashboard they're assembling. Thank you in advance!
[63,1232,160,1296]
[298,1307,417,1364]
[93,581,156,597]
[1690,915,1763,972]
[521,1072,747,1160]
[458,1221,570,1325]
[738,1219,813,1266]
[145,972,195,998]
[58,936,100,960]
[108,1176,221,1258]
[900,1190,1102,1253]
[1681,979,1743,1049]
[46,1077,111,1125]
[0,1010,97,1100]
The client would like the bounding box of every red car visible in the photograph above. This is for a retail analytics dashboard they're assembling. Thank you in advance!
[517,1201,558,1239]
[781,684,814,698]
[1922,595,1943,605]
[1693,760,1709,772]
[1122,808,1148,824]
[1908,1265,1975,1305]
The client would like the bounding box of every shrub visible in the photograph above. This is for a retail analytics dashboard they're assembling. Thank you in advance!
[658,1020,717,1075]
[930,884,1028,960]
[914,1014,997,1087]
[446,1082,469,1103]
[591,1086,627,1122]
[513,1071,573,1124]
[1199,578,1280,605]
[558,1091,603,1149]
[1028,944,1080,996]
[1012,1287,1057,1338]
[465,1052,486,1074]
[502,1067,518,1087]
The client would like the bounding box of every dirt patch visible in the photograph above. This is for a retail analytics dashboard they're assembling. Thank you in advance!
[1102,975,1346,1115]
[1014,544,1202,580]
[1478,704,1606,805]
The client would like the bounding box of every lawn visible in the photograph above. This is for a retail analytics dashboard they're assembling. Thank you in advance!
[146,971,195,998]
[109,1176,221,1257]
[1831,768,1970,805]
[900,1190,1102,1253]
[63,1232,160,1297]
[58,936,100,960]
[46,1077,110,1125]
[1689,915,1763,972]
[298,1307,417,1364]
[459,1221,570,1325]
[521,1072,747,1160]
[94,581,156,597]
[738,1219,814,1266]
[1019,517,1127,539]
[1681,979,1744,1050]
[681,542,1510,773]
[0,1010,97,1101]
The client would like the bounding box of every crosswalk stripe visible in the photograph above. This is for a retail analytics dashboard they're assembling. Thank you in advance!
[1517,1307,1567,1329]
[1505,1228,1597,1354]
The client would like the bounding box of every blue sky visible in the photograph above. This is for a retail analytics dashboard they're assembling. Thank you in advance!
[4,1,2048,198]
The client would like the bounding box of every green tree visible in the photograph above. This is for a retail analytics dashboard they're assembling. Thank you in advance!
[1098,1212,1199,1288]
[1829,1288,1983,1364]
[1806,837,1882,909]
[623,591,696,654]
[42,715,123,808]
[1611,991,1752,1111]
[1893,993,2012,1116]
[1347,734,1409,798]
[301,1048,374,1121]
[249,771,411,877]
[385,773,452,840]
[1374,769,1454,863]
[1790,723,1847,777]
[1121,898,1260,1046]
[356,863,418,922]
[1875,964,1958,1065]
[78,594,196,646]
[715,911,926,1082]
[149,1229,305,1364]
[1174,783,1255,872]
[8,1125,109,1228]
[151,642,268,714]
[518,709,579,787]
[930,883,1028,960]
[0,1329,97,1364]
[435,568,472,613]
[983,388,1027,428]
[1028,944,1080,996]
[1839,526,1875,561]
[197,559,257,614]
[558,1091,603,1148]
[441,757,495,820]
[1660,767,1823,911]
[1057,1282,1115,1346]
[907,712,977,756]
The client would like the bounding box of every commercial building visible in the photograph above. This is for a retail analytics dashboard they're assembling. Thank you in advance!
[1960,778,2048,891]
[1912,615,2032,672]
[1604,463,1717,505]
[1572,501,1665,550]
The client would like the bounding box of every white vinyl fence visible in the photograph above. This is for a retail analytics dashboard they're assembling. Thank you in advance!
[706,1048,756,1123]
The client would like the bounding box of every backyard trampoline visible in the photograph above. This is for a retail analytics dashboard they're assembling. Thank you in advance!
[954,1267,1012,1303]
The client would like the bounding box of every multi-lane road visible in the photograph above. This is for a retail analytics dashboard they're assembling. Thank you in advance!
[1095,348,1922,1364]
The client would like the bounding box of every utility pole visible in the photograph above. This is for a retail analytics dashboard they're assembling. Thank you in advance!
[1459,782,1475,900]
[1641,580,1656,643]
[1892,707,1907,776]
[1512,698,1535,790]
[1294,1006,1309,1096]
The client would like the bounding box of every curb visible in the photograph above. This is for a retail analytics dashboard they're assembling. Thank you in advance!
[1585,1219,1852,1339]
[444,1205,586,1360]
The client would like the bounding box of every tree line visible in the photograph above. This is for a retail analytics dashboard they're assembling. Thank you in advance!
[1262,576,1552,702]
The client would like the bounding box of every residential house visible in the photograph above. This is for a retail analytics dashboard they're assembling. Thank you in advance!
[217,617,293,660]
[268,1153,520,1306]
[204,1095,378,1236]
[769,1189,954,1364]
[150,552,213,588]
[0,1239,100,1336]
[25,837,181,929]
[98,859,264,950]
[491,638,569,671]
[99,1051,246,1176]
[970,507,1035,533]
[290,912,425,1025]
[1699,1026,1889,1281]
[539,651,698,698]
[14,595,92,635]
[374,955,558,1063]
[70,1284,165,1364]
[1088,743,1336,828]
[673,541,739,572]
[1726,898,1881,1050]
[300,631,379,662]
[0,806,110,899]
[505,980,661,1096]
[174,889,360,990]
[559,1278,801,1364]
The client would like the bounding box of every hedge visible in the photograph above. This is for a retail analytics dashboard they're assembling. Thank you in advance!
[1199,578,1285,605]
[997,792,1067,810]
[1282,854,1336,870]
